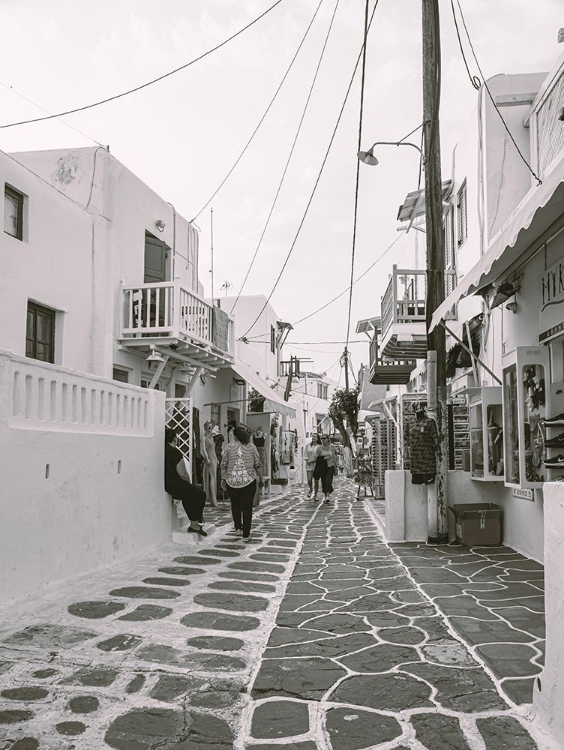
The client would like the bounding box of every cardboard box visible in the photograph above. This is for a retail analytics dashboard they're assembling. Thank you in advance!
[449,503,502,546]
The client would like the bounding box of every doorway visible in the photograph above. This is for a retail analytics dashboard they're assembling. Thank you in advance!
[144,232,169,283]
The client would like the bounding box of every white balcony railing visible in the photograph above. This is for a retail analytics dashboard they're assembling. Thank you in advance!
[381,266,456,340]
[121,282,233,354]
[534,62,564,177]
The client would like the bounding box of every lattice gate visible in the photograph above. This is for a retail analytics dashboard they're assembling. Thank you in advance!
[165,398,192,475]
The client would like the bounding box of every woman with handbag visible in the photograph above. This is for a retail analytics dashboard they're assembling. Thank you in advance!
[221,426,264,542]
[314,435,337,503]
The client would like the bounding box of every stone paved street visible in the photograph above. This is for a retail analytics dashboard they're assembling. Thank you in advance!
[0,480,553,749]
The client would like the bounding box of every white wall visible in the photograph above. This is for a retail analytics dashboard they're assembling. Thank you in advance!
[534,482,564,747]
[384,469,544,561]
[1,151,96,373]
[221,295,281,383]
[8,147,201,391]
[0,351,173,605]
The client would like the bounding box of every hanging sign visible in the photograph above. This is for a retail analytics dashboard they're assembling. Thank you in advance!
[539,258,564,342]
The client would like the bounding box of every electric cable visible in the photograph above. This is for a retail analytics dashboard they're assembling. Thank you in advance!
[343,0,371,388]
[451,0,542,185]
[0,0,284,131]
[229,0,341,316]
[191,0,325,222]
[0,81,106,147]
[291,233,402,326]
[238,0,381,342]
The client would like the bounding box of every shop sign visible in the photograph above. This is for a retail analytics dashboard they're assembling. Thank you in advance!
[540,258,564,342]
[449,397,467,405]
[512,488,534,500]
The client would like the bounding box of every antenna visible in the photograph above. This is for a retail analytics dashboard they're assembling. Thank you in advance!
[220,280,233,297]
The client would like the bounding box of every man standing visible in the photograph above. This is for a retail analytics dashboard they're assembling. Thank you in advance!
[164,427,207,536]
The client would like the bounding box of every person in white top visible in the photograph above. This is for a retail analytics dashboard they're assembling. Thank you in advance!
[304,434,320,500]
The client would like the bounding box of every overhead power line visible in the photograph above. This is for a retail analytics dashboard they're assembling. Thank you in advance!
[229,0,341,316]
[451,0,541,185]
[292,233,403,326]
[0,81,106,147]
[0,0,284,131]
[238,0,381,342]
[191,0,324,222]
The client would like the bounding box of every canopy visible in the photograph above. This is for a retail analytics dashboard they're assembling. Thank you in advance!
[429,160,564,332]
[231,359,296,417]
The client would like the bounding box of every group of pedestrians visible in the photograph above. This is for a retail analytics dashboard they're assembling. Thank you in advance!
[165,425,337,543]
[304,433,337,503]
[164,425,263,543]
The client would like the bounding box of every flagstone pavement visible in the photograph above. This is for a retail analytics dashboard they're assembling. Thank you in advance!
[0,479,555,749]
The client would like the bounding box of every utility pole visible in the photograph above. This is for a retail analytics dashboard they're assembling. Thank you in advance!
[341,349,350,391]
[422,0,448,544]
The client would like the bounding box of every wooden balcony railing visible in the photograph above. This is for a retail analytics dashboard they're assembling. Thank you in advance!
[121,282,233,354]
[381,266,456,339]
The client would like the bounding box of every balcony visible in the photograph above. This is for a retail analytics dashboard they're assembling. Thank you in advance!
[118,282,234,370]
[369,338,416,385]
[380,266,455,359]
[532,60,564,177]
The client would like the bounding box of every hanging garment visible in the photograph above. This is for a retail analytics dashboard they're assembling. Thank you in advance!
[408,417,438,476]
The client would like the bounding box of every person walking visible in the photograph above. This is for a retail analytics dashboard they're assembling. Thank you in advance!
[221,426,264,542]
[314,435,337,503]
[201,420,219,507]
[164,427,207,536]
[304,433,321,500]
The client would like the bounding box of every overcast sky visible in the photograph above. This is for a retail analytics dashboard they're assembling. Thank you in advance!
[1,0,562,384]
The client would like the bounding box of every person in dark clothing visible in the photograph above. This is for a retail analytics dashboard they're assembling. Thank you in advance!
[164,427,207,536]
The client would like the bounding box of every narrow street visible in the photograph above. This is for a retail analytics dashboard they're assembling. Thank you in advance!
[0,480,547,750]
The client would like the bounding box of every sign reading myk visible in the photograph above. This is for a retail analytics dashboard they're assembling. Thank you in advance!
[540,258,564,342]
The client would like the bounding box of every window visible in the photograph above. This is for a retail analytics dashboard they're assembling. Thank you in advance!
[270,325,276,354]
[141,378,161,390]
[4,185,24,240]
[26,302,55,363]
[457,180,468,247]
[317,383,328,400]
[210,404,220,427]
[444,206,456,295]
[113,367,129,383]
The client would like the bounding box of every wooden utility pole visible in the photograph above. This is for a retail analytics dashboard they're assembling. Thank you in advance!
[343,348,350,391]
[422,0,448,544]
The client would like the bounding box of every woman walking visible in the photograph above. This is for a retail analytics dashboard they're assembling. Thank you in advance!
[201,421,219,507]
[314,435,337,503]
[221,426,263,542]
[304,434,320,500]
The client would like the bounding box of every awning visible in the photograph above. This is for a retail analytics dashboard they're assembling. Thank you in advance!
[231,359,296,417]
[429,160,564,332]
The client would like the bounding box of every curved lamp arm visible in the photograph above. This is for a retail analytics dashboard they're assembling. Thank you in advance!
[358,140,425,166]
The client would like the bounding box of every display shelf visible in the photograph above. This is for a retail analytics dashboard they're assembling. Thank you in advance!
[502,347,549,489]
[542,381,564,481]
[467,387,503,481]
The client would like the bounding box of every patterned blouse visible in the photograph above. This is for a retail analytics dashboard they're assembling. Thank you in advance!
[221,442,262,482]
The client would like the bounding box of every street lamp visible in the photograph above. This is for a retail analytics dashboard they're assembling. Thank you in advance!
[357,141,425,167]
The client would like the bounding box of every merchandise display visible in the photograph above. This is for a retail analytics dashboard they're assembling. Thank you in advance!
[502,347,549,488]
[467,387,503,481]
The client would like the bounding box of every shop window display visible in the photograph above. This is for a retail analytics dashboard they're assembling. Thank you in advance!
[468,387,503,481]
[502,347,549,489]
